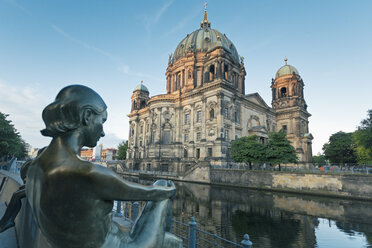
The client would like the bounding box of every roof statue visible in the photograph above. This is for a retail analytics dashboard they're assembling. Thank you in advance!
[0,85,182,248]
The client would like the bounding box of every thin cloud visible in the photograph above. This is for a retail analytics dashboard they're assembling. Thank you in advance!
[161,8,201,38]
[50,24,122,64]
[144,0,174,32]
[4,0,32,16]
[5,1,126,68]
[0,79,49,147]
[154,0,174,24]
[118,65,162,82]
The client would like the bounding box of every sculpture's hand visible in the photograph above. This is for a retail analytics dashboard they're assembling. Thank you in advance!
[167,180,176,199]
[167,180,175,188]
[154,179,176,199]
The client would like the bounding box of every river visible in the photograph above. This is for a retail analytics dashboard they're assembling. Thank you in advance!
[125,177,372,247]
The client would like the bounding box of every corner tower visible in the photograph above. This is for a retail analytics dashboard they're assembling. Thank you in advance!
[131,81,150,111]
[271,59,313,165]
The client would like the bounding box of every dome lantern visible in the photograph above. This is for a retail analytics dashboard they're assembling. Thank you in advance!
[172,13,239,63]
[275,58,299,79]
[133,80,149,93]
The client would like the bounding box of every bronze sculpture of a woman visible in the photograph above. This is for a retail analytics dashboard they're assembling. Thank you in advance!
[25,85,182,248]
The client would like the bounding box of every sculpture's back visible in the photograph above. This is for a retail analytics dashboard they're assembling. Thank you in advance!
[24,85,182,248]
[26,153,114,248]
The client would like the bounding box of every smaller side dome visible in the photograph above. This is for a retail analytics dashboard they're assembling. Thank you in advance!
[275,59,299,79]
[133,82,149,93]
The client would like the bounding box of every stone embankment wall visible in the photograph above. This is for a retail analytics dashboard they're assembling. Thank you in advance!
[210,169,372,201]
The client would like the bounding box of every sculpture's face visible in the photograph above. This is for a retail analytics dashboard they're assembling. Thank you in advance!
[85,110,107,147]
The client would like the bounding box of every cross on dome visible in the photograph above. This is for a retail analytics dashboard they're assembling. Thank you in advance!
[201,0,210,29]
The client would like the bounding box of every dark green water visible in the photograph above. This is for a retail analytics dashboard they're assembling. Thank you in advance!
[171,182,372,248]
[125,177,372,247]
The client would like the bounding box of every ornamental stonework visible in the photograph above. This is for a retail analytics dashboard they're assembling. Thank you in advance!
[126,14,312,172]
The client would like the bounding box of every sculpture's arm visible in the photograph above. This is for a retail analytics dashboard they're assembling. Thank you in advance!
[90,165,175,201]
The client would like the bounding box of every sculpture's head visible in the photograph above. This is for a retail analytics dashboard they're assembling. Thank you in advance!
[41,85,107,147]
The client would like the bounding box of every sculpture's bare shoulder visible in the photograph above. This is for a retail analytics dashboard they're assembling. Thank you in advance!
[26,151,113,248]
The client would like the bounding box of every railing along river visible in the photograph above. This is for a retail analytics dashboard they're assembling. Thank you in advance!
[112,201,253,248]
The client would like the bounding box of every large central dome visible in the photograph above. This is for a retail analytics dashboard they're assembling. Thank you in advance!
[173,13,239,63]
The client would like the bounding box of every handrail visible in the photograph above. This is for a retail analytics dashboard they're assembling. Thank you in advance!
[113,201,252,248]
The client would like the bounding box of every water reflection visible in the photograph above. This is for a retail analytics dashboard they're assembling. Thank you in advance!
[124,177,372,247]
[315,219,371,248]
[171,182,372,248]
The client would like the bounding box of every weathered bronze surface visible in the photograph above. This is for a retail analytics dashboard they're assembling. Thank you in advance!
[25,85,182,248]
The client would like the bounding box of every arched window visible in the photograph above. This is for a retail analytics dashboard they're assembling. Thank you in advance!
[209,108,214,120]
[175,74,179,91]
[209,65,215,81]
[188,69,192,79]
[197,111,202,122]
[177,73,181,89]
[280,87,287,97]
[224,64,229,80]
[185,113,190,125]
[162,130,171,145]
[224,107,229,119]
[196,70,201,86]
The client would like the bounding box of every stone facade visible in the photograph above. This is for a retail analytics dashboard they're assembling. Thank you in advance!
[126,12,312,172]
[271,59,313,164]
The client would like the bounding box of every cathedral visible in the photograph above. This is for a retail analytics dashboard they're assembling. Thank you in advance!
[126,9,313,172]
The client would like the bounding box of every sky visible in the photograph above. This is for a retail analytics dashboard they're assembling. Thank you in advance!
[0,0,371,154]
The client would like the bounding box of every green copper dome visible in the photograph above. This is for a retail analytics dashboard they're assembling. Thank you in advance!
[133,83,149,93]
[275,64,299,79]
[173,24,240,64]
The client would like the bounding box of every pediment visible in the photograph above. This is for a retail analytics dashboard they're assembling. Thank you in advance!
[248,125,268,133]
[245,93,270,108]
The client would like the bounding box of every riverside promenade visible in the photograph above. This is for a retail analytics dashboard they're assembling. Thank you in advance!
[114,164,372,201]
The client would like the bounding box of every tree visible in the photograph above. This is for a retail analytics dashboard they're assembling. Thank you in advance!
[353,109,372,164]
[231,135,264,169]
[0,112,26,159]
[116,140,128,160]
[264,130,298,170]
[312,154,327,165]
[322,131,357,165]
[356,109,372,148]
[354,145,372,165]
